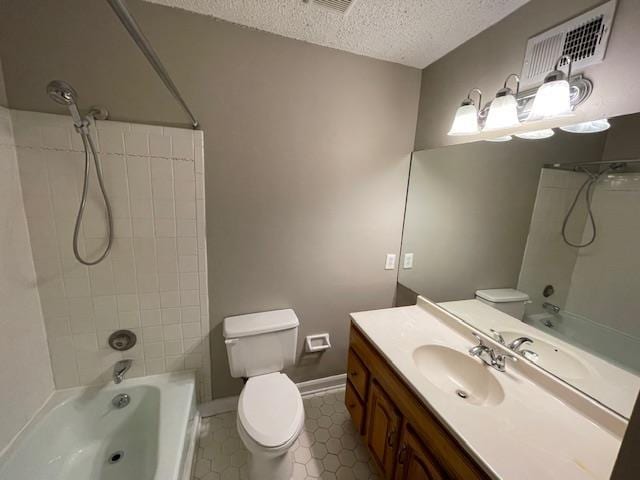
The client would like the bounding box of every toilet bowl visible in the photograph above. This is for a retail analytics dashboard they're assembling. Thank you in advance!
[223,309,304,480]
[236,373,304,480]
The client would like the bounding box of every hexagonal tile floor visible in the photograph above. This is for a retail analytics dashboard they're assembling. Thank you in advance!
[193,387,380,480]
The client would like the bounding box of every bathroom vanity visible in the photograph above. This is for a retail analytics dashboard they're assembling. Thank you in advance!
[346,297,625,480]
[346,321,489,479]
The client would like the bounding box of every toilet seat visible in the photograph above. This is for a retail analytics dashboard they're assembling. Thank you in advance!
[238,373,304,449]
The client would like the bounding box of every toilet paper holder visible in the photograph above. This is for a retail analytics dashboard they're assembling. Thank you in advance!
[305,333,331,353]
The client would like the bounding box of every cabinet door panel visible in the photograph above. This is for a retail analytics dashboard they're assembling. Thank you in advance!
[395,423,444,480]
[367,380,401,479]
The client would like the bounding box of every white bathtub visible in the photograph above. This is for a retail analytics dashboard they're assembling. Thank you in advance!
[0,371,198,480]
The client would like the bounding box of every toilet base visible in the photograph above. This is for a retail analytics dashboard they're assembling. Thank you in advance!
[247,450,293,480]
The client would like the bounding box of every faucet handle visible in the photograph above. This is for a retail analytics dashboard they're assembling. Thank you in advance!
[490,329,505,344]
[492,351,518,372]
[472,332,484,345]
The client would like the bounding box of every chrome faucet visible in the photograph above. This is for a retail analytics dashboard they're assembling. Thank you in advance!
[507,336,533,353]
[491,329,533,354]
[113,359,132,384]
[469,334,517,373]
[542,302,560,314]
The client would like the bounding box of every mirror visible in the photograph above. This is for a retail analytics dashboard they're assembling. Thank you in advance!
[399,112,640,418]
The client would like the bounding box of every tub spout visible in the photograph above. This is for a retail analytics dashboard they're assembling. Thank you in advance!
[113,359,132,384]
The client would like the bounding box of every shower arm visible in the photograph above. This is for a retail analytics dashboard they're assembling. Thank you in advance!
[105,0,199,129]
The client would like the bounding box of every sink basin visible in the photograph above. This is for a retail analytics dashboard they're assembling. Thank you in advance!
[500,331,590,380]
[412,345,505,406]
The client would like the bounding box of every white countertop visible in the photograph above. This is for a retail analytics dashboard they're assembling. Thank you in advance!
[351,298,625,480]
[440,299,640,418]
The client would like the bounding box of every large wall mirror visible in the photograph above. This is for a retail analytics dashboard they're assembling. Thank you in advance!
[399,112,640,419]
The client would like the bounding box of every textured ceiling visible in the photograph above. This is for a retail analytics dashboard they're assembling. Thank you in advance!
[142,0,530,68]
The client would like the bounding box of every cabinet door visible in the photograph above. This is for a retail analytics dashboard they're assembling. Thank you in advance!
[367,380,401,479]
[395,423,444,480]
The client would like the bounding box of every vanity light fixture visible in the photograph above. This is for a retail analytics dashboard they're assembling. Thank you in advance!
[485,135,513,142]
[447,88,482,136]
[484,74,521,131]
[515,129,555,140]
[560,118,610,133]
[527,55,575,122]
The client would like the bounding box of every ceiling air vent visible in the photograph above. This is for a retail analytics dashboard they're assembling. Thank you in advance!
[311,0,356,15]
[520,0,617,88]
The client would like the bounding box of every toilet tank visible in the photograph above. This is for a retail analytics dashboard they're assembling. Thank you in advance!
[223,309,299,378]
[475,289,530,320]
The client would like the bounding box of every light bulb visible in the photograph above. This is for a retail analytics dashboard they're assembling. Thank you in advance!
[560,119,610,133]
[527,79,573,121]
[515,129,555,140]
[484,94,520,131]
[448,104,480,136]
[485,135,513,142]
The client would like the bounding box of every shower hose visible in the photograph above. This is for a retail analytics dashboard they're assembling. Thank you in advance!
[73,125,113,265]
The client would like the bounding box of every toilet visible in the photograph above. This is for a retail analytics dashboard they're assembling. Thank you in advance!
[223,309,304,480]
[475,288,530,320]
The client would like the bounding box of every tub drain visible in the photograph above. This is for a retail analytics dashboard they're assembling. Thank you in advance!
[456,390,468,399]
[108,450,125,464]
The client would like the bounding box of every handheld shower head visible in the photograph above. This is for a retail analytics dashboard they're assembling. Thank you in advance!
[46,80,84,127]
[47,80,78,106]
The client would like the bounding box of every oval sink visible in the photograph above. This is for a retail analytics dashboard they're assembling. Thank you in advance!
[412,345,505,406]
[500,331,590,380]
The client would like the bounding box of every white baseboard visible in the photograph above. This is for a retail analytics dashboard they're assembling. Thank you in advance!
[297,373,347,397]
[198,373,347,418]
[198,395,239,417]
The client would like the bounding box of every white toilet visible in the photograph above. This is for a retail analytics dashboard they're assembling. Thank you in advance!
[223,309,304,480]
[475,288,530,320]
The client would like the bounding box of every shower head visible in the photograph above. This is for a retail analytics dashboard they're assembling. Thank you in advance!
[47,80,78,106]
[46,80,84,127]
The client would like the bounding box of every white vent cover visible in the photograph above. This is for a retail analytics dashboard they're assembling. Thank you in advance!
[311,0,356,14]
[520,0,617,88]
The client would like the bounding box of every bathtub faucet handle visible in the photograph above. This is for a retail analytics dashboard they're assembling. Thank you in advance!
[113,359,133,384]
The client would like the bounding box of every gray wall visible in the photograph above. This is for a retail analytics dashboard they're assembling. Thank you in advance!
[0,58,7,107]
[0,0,421,397]
[414,0,640,150]
[399,131,606,302]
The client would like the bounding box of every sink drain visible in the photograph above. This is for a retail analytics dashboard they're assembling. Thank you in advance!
[108,450,125,464]
[456,390,468,399]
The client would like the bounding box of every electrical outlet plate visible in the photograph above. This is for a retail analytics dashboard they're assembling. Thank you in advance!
[385,254,397,270]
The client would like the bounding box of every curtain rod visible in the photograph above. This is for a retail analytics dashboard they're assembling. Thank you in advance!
[106,0,199,129]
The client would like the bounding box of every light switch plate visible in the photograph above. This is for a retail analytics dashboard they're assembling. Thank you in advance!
[385,253,396,270]
[403,253,414,269]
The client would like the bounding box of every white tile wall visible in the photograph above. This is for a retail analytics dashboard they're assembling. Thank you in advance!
[0,106,55,452]
[518,169,588,313]
[519,169,640,341]
[565,173,640,339]
[11,110,211,400]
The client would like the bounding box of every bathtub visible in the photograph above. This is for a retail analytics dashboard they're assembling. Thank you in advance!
[0,371,199,480]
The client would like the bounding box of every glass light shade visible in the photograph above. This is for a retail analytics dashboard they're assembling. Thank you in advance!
[485,135,513,142]
[515,128,555,140]
[527,80,573,121]
[448,104,480,136]
[483,94,520,131]
[560,119,610,133]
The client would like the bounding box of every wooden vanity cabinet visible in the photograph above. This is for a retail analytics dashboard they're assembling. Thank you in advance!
[367,380,401,479]
[395,422,445,480]
[345,322,490,480]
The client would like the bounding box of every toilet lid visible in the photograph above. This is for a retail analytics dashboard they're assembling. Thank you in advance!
[238,373,304,448]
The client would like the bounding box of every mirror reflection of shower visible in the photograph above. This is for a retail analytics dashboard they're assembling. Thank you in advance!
[561,162,626,248]
[46,80,113,265]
